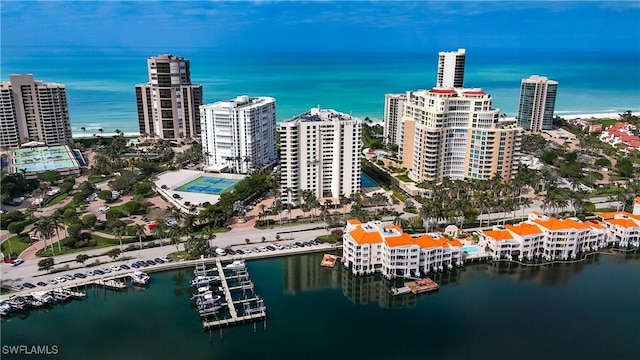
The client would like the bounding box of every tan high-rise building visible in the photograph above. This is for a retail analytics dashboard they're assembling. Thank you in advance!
[399,88,521,182]
[135,55,203,140]
[0,74,72,149]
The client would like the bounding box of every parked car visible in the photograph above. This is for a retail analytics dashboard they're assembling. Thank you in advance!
[36,281,48,287]
[215,248,227,256]
[74,273,87,279]
[146,260,156,266]
[266,246,276,251]
[46,279,58,285]
[131,263,140,269]
[22,282,36,289]
[154,258,164,264]
[235,250,245,255]
[54,276,67,283]
[93,270,105,275]
[120,264,130,270]
[226,248,236,256]
[160,256,171,263]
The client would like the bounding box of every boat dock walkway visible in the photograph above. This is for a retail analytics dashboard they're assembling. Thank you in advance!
[93,278,127,290]
[215,258,238,320]
[197,258,267,329]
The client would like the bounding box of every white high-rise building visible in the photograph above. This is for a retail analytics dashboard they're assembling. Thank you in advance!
[200,96,277,174]
[436,48,466,88]
[516,75,558,132]
[0,74,72,149]
[279,107,362,205]
[400,88,521,182]
[135,54,203,140]
[383,93,406,148]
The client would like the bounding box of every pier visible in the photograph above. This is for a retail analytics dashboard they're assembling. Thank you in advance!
[192,258,267,330]
[94,278,127,290]
[405,278,439,294]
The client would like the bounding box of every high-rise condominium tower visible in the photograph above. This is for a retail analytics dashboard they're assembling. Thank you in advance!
[200,95,277,174]
[399,88,521,182]
[516,75,558,132]
[135,55,203,140]
[0,74,72,149]
[279,107,362,205]
[383,93,406,148]
[436,48,466,88]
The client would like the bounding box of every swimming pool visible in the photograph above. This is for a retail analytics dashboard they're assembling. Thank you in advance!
[175,176,238,195]
[361,173,379,188]
[463,246,481,254]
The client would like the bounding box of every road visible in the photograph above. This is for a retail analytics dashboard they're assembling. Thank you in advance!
[0,222,332,290]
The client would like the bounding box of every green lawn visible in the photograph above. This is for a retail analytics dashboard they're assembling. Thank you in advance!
[46,192,69,206]
[36,233,136,257]
[395,174,413,183]
[590,118,618,128]
[1,234,32,259]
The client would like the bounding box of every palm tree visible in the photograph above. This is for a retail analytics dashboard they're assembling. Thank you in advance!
[150,221,163,240]
[81,126,86,137]
[339,193,350,220]
[134,224,146,249]
[98,128,104,136]
[169,226,183,251]
[112,225,126,252]
[34,217,55,254]
[50,214,65,253]
[519,197,534,219]
[115,129,122,136]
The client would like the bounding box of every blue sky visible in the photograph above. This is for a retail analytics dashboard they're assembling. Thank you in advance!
[2,1,640,54]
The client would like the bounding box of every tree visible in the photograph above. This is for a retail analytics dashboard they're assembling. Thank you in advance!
[106,248,121,261]
[7,221,27,235]
[63,207,79,224]
[38,170,62,186]
[185,236,208,259]
[98,190,113,201]
[616,158,635,178]
[112,225,126,252]
[134,224,146,249]
[168,226,183,251]
[38,257,55,272]
[76,254,89,266]
[82,214,97,228]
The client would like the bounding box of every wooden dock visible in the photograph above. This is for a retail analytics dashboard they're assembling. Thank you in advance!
[94,278,127,290]
[215,258,238,319]
[405,278,439,294]
[320,254,338,268]
[198,259,267,329]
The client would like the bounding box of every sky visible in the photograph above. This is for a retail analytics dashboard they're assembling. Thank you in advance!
[2,1,640,54]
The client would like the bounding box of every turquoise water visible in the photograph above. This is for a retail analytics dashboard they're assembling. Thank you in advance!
[3,252,638,360]
[463,246,480,254]
[1,48,639,134]
[176,176,238,195]
[361,173,378,188]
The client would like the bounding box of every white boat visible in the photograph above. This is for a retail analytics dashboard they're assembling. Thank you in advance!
[389,286,412,296]
[129,271,151,286]
[225,260,246,271]
[190,276,220,287]
[197,286,210,293]
[31,291,57,305]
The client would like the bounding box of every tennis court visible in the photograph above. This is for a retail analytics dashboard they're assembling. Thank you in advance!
[176,176,238,195]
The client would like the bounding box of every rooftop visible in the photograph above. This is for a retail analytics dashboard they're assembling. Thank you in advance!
[505,223,544,236]
[201,95,275,110]
[283,107,360,124]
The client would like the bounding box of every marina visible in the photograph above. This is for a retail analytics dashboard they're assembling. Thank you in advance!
[191,258,267,330]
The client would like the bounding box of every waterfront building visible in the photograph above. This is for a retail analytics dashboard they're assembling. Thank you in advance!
[480,213,615,261]
[135,54,203,140]
[436,48,466,88]
[516,75,558,132]
[382,93,406,147]
[200,96,277,174]
[399,88,521,182]
[278,107,361,205]
[0,74,72,149]
[597,211,640,248]
[341,219,463,278]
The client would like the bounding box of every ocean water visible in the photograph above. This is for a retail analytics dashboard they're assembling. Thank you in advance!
[1,47,639,134]
[2,252,639,360]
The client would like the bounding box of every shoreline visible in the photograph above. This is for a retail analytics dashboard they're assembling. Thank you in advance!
[69,111,634,137]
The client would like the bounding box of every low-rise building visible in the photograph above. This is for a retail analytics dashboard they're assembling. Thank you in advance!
[597,211,640,248]
[341,219,463,278]
[598,122,640,153]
